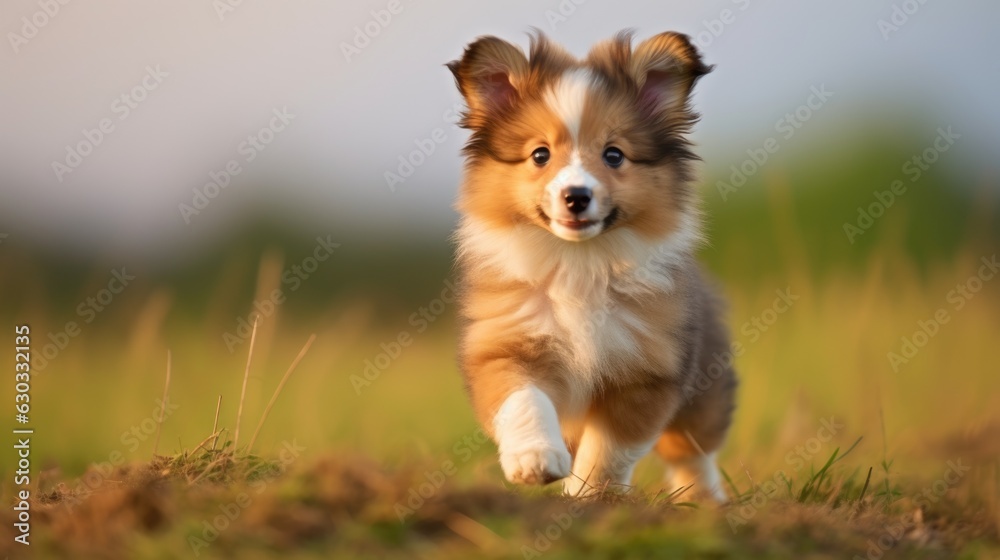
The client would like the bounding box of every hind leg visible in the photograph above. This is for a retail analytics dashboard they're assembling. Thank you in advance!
[656,362,736,502]
[659,445,727,503]
[658,279,738,502]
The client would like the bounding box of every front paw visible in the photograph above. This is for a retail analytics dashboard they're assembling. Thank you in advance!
[500,446,572,485]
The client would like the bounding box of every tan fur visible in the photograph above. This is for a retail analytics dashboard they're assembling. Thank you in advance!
[449,31,736,499]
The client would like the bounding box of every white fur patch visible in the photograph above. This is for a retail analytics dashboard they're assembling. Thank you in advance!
[545,152,593,197]
[544,69,593,143]
[457,215,702,385]
[494,386,572,485]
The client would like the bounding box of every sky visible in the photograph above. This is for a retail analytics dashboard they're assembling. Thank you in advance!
[1,0,997,261]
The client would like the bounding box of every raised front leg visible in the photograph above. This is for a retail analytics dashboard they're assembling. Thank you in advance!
[460,325,572,486]
[494,385,572,485]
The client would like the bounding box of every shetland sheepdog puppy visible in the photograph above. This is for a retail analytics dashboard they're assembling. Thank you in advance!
[447,30,736,501]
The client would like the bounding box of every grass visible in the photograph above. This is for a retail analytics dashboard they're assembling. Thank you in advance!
[5,436,996,558]
[1,147,999,558]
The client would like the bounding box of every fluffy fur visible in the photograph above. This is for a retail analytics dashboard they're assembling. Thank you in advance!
[448,30,736,500]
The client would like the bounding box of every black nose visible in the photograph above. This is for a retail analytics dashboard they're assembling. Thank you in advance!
[563,187,592,214]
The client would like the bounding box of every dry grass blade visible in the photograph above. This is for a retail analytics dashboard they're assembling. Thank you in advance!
[740,459,756,493]
[188,453,231,486]
[153,350,172,456]
[247,333,316,452]
[211,394,222,451]
[233,316,259,451]
[684,429,708,457]
[567,464,598,498]
[190,430,225,457]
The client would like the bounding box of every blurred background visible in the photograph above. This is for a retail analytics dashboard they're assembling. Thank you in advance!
[1,0,998,494]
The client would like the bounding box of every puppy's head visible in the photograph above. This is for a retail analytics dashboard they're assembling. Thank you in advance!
[448,31,710,242]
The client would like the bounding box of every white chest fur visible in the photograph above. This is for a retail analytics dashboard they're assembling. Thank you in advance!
[458,217,700,385]
[529,266,646,379]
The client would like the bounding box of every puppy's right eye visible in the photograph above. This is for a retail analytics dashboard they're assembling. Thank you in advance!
[531,147,550,166]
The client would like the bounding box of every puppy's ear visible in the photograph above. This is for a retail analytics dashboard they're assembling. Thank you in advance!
[629,32,711,119]
[447,37,529,128]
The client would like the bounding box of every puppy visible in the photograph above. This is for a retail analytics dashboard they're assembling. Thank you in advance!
[448,31,736,500]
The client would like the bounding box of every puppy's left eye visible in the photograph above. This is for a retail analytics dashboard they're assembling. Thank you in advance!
[602,147,625,168]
